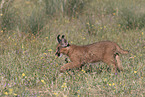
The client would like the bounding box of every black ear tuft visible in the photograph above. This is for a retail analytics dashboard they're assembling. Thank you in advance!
[61,35,69,47]
[57,35,61,43]
[62,35,65,39]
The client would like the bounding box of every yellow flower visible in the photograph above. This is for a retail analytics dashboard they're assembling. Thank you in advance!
[4,92,8,95]
[22,45,24,48]
[109,84,111,86]
[134,71,137,74]
[22,73,25,77]
[13,93,17,96]
[1,30,3,33]
[56,64,58,67]
[41,79,46,84]
[41,79,45,83]
[82,37,85,40]
[53,92,58,96]
[112,83,115,86]
[9,88,13,94]
[142,32,144,35]
[48,49,52,52]
[61,83,67,88]
[81,69,85,73]
[41,57,44,59]
[77,90,80,93]
[0,13,3,16]
[104,78,107,82]
[113,13,116,15]
[43,53,47,55]
[86,22,90,25]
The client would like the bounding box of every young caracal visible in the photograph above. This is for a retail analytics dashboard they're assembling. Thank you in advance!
[55,35,129,73]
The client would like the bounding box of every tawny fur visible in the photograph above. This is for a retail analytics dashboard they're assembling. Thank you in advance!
[55,35,129,73]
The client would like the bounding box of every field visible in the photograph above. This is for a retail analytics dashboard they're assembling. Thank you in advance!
[0,0,145,96]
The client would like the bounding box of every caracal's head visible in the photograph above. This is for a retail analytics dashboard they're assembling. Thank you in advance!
[55,35,70,57]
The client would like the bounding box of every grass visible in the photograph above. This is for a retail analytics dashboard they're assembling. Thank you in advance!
[0,0,145,96]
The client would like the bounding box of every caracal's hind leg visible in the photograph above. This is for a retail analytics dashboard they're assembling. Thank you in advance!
[103,50,118,73]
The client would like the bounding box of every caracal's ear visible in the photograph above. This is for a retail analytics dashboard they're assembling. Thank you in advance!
[57,35,61,43]
[61,35,69,47]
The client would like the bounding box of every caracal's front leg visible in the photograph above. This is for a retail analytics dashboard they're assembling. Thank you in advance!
[115,54,123,71]
[60,62,82,72]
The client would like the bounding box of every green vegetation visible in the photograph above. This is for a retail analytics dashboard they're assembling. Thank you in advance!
[0,0,145,96]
